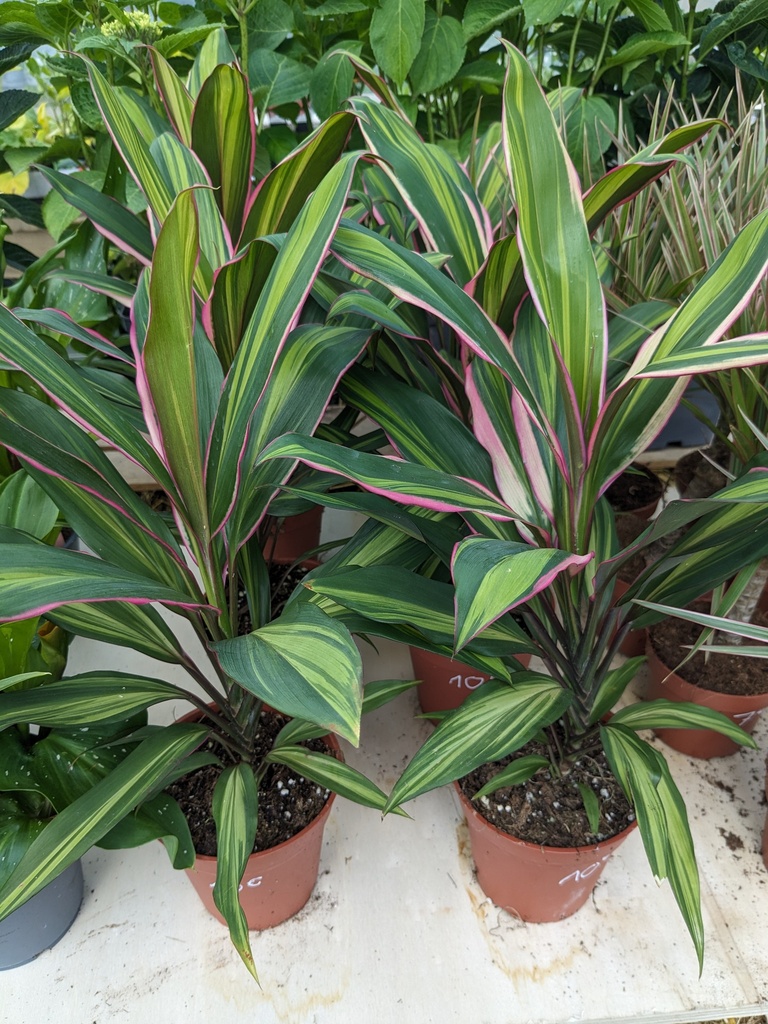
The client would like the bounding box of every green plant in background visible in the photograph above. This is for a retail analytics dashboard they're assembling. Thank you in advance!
[259,43,768,967]
[0,50,409,979]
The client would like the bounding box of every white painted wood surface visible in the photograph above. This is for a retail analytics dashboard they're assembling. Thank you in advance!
[3,623,767,1023]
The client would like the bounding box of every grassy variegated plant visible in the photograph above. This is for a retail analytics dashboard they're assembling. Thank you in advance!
[259,44,768,968]
[0,60,403,978]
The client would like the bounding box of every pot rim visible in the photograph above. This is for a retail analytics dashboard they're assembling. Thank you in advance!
[646,638,768,704]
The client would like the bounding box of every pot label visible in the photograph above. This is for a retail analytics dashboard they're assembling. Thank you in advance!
[208,875,263,891]
[449,673,486,691]
[733,709,762,727]
[558,852,612,887]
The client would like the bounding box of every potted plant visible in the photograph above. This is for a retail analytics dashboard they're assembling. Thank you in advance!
[0,51,403,975]
[259,44,768,967]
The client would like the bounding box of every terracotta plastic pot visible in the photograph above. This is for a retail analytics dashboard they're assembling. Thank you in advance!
[180,717,340,931]
[645,641,768,759]
[455,784,635,921]
[0,860,84,970]
[410,648,531,716]
[263,507,323,564]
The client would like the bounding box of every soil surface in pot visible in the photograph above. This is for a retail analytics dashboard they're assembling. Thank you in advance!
[673,444,728,499]
[606,463,663,513]
[649,614,768,697]
[167,709,332,857]
[459,729,635,848]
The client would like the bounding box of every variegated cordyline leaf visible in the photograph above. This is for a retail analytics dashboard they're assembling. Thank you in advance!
[241,112,356,245]
[0,723,208,921]
[266,746,392,811]
[259,433,514,519]
[211,764,259,981]
[205,154,362,535]
[224,324,371,556]
[451,535,593,649]
[141,190,210,546]
[212,604,363,746]
[188,28,237,99]
[502,44,606,431]
[0,305,174,493]
[0,673,186,730]
[384,676,572,809]
[352,97,489,286]
[340,365,497,484]
[600,723,704,971]
[0,540,212,622]
[632,334,768,376]
[0,392,195,593]
[13,308,134,366]
[589,209,768,495]
[191,63,254,241]
[49,602,188,664]
[150,48,194,146]
[35,166,154,265]
[331,221,539,409]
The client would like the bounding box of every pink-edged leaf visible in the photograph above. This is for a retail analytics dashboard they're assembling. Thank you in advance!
[141,190,210,543]
[452,534,592,649]
[0,538,211,622]
[13,308,134,366]
[150,47,194,146]
[191,63,254,240]
[633,335,768,377]
[502,43,607,429]
[0,304,174,493]
[259,433,514,519]
[205,154,361,535]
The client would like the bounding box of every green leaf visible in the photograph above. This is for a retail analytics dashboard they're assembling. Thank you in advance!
[0,724,208,919]
[471,754,549,798]
[249,49,312,108]
[212,604,363,745]
[624,0,674,32]
[369,0,425,86]
[463,0,521,42]
[188,27,237,98]
[310,51,355,122]
[98,791,196,870]
[589,657,646,724]
[385,676,571,808]
[522,0,568,26]
[0,89,40,133]
[699,0,768,59]
[155,24,222,59]
[0,42,39,76]
[212,764,259,980]
[0,470,58,541]
[150,48,194,146]
[247,0,294,49]
[603,32,688,70]
[601,723,704,970]
[49,602,187,664]
[266,747,392,810]
[578,781,601,833]
[409,12,466,94]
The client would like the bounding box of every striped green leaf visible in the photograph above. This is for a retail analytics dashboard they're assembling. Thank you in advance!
[634,600,768,646]
[36,165,153,263]
[42,269,135,306]
[0,306,172,490]
[352,97,488,285]
[0,542,211,622]
[259,433,514,519]
[49,602,187,664]
[266,746,391,811]
[472,754,550,799]
[589,657,646,724]
[502,43,606,428]
[611,700,757,746]
[205,154,362,533]
[212,604,362,745]
[150,48,194,145]
[332,220,535,405]
[634,335,768,377]
[452,536,592,649]
[224,324,370,556]
[143,190,210,544]
[384,675,571,809]
[188,28,237,98]
[0,723,208,919]
[241,112,355,244]
[600,723,704,970]
[211,764,259,981]
[0,391,192,592]
[13,307,133,365]
[191,64,254,239]
[0,673,184,729]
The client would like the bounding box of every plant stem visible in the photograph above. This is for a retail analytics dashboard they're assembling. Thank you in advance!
[566,0,590,87]
[587,7,617,96]
[680,0,698,102]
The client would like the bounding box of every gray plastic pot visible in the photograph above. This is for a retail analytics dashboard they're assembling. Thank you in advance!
[0,860,84,970]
